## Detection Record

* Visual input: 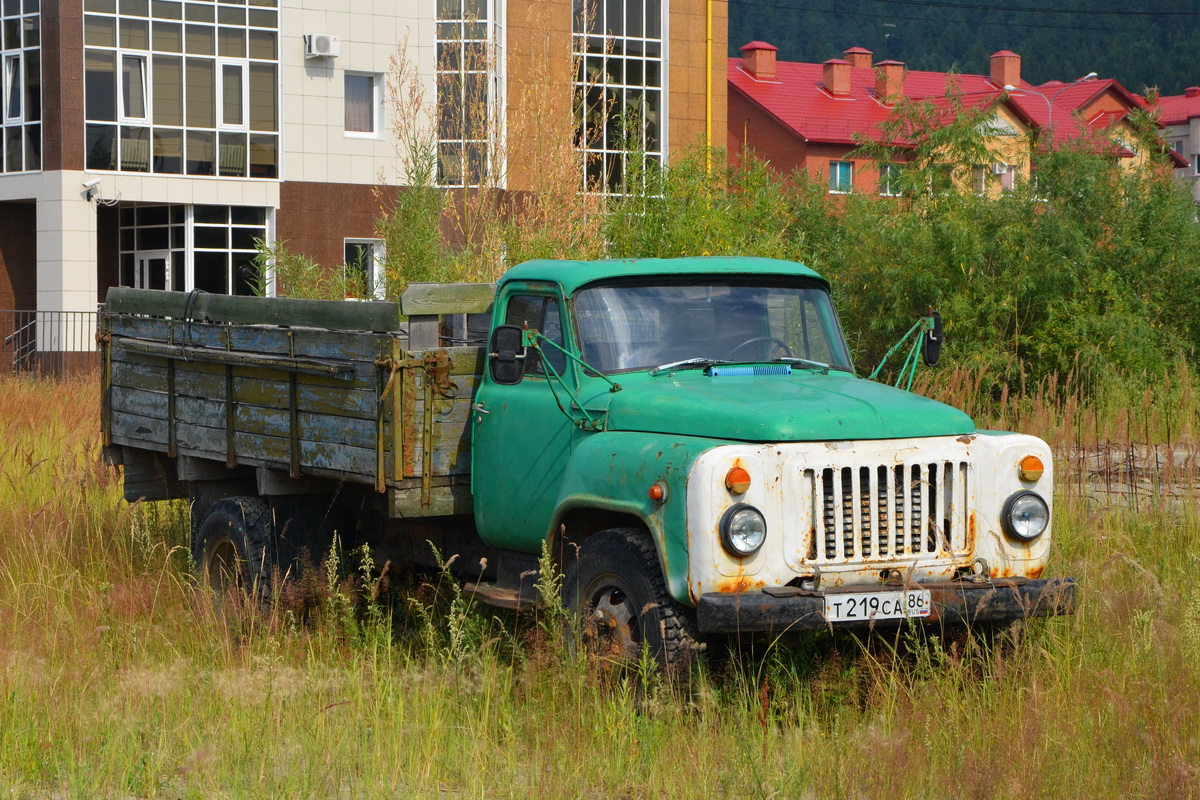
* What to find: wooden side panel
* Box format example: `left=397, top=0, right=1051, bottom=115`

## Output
left=105, top=309, right=483, bottom=514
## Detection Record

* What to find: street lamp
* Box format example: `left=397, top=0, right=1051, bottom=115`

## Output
left=1003, top=72, right=1098, bottom=134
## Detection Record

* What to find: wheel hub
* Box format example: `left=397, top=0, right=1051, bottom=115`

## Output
left=588, top=586, right=639, bottom=659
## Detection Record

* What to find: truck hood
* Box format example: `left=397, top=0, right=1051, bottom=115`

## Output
left=598, top=370, right=975, bottom=442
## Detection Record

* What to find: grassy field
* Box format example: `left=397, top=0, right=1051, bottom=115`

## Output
left=2, top=370, right=1199, bottom=799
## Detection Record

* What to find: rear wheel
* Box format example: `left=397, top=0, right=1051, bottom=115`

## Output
left=192, top=497, right=275, bottom=601
left=562, top=528, right=701, bottom=673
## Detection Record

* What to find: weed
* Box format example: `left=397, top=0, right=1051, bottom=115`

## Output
left=7, top=362, right=1200, bottom=797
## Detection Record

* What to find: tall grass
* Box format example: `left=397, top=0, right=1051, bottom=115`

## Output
left=2, top=371, right=1199, bottom=798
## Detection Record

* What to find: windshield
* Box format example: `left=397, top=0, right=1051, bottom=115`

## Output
left=573, top=278, right=854, bottom=374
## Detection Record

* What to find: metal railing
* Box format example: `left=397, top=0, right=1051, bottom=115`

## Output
left=0, top=310, right=102, bottom=376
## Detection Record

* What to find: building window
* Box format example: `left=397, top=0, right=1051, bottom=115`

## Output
left=344, top=72, right=381, bottom=136
left=996, top=163, right=1016, bottom=192
left=83, top=0, right=278, bottom=178
left=971, top=165, right=987, bottom=194
left=120, top=54, right=147, bottom=121
left=1, top=1, right=40, bottom=173
left=344, top=239, right=385, bottom=299
left=829, top=160, right=852, bottom=193
left=436, top=0, right=503, bottom=188
left=574, top=0, right=664, bottom=195
left=931, top=163, right=953, bottom=193
left=119, top=204, right=268, bottom=295
left=4, top=54, right=20, bottom=120
left=1192, top=156, right=1199, bottom=177
left=218, top=62, right=247, bottom=128
left=878, top=163, right=901, bottom=196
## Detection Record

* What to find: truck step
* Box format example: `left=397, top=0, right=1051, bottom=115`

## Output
left=465, top=581, right=540, bottom=610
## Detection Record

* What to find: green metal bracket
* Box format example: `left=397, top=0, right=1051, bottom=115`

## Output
left=869, top=314, right=937, bottom=392
left=522, top=330, right=620, bottom=431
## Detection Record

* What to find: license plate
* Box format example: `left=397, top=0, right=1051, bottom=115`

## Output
left=823, top=590, right=932, bottom=623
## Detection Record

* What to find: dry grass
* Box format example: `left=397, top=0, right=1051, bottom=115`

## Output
left=1, top=369, right=1199, bottom=798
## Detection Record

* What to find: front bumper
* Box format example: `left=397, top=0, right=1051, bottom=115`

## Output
left=695, top=577, right=1076, bottom=635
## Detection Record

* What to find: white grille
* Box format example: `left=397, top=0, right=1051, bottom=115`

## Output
left=803, top=461, right=971, bottom=564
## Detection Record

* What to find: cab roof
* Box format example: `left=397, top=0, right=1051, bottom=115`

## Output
left=499, top=256, right=829, bottom=295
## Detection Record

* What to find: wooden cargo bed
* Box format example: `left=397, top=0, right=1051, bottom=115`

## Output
left=101, top=287, right=492, bottom=518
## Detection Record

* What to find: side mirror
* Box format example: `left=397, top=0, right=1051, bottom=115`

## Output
left=922, top=311, right=944, bottom=367
left=489, top=324, right=526, bottom=385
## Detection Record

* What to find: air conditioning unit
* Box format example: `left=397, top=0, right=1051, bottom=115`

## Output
left=304, top=34, right=340, bottom=58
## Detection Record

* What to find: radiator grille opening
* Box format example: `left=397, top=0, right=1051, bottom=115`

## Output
left=804, top=460, right=968, bottom=564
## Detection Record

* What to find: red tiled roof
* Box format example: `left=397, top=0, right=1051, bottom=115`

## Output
left=1158, top=89, right=1200, bottom=125
left=740, top=40, right=777, bottom=52
left=729, top=48, right=1143, bottom=153
left=729, top=58, right=1010, bottom=146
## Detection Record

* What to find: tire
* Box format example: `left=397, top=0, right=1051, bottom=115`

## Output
left=562, top=528, right=702, bottom=674
left=192, top=496, right=275, bottom=602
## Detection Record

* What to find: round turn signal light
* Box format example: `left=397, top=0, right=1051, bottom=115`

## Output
left=1019, top=455, right=1045, bottom=482
left=725, top=466, right=751, bottom=494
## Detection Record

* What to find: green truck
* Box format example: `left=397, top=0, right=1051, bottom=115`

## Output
left=101, top=256, right=1074, bottom=666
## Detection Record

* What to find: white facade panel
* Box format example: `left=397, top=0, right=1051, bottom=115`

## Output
left=281, top=0, right=434, bottom=186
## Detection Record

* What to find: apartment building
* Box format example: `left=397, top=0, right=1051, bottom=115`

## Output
left=1158, top=88, right=1200, bottom=202
left=0, top=0, right=727, bottom=363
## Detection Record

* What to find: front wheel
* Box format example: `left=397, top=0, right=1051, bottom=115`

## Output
left=192, top=496, right=275, bottom=601
left=562, top=528, right=701, bottom=673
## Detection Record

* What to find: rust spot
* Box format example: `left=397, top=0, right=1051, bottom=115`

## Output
left=956, top=434, right=976, bottom=444
left=657, top=451, right=662, bottom=458
left=714, top=576, right=755, bottom=593
left=1027, top=564, right=1045, bottom=579
left=967, top=512, right=977, bottom=553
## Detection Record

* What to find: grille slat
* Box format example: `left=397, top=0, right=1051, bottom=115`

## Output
left=805, top=460, right=969, bottom=565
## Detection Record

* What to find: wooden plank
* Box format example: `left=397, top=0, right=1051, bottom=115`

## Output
left=110, top=316, right=392, bottom=362
left=112, top=344, right=379, bottom=386
left=105, top=287, right=403, bottom=332
left=117, top=338, right=355, bottom=376
left=112, top=389, right=383, bottom=452
left=400, top=283, right=496, bottom=316
left=391, top=482, right=474, bottom=517
left=172, top=423, right=382, bottom=479
left=407, top=315, right=439, bottom=348
left=111, top=432, right=380, bottom=490
left=109, top=410, right=471, bottom=489
left=111, top=359, right=169, bottom=393
left=111, top=364, right=381, bottom=421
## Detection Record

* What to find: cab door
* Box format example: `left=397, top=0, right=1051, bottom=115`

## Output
left=471, top=283, right=581, bottom=551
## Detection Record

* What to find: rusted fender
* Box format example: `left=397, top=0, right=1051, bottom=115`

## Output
left=695, top=577, right=1076, bottom=635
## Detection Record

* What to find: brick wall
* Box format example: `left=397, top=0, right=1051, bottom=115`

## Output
left=41, top=0, right=85, bottom=171
left=727, top=90, right=808, bottom=174
left=0, top=202, right=36, bottom=310
left=668, top=0, right=729, bottom=158
left=276, top=182, right=400, bottom=272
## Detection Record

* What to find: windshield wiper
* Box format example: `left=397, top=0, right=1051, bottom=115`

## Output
left=775, top=356, right=830, bottom=374
left=649, top=357, right=730, bottom=376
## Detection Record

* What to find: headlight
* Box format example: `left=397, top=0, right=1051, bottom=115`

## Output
left=720, top=503, right=767, bottom=557
left=1001, top=491, right=1050, bottom=541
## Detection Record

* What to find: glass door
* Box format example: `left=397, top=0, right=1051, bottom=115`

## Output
left=134, top=250, right=170, bottom=290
